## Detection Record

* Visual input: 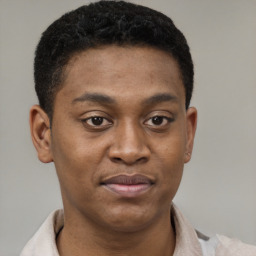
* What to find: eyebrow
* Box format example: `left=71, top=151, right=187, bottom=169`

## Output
left=72, top=93, right=116, bottom=104
left=142, top=93, right=178, bottom=105
left=72, top=92, right=177, bottom=106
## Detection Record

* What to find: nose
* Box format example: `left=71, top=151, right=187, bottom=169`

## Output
left=108, top=121, right=150, bottom=165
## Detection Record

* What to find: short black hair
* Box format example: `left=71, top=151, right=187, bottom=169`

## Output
left=34, top=0, right=194, bottom=119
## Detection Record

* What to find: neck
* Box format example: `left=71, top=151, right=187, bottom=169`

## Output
left=57, top=209, right=175, bottom=256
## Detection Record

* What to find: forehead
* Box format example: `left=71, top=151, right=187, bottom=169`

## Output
left=58, top=46, right=185, bottom=105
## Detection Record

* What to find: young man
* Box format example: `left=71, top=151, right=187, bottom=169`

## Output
left=21, top=1, right=256, bottom=255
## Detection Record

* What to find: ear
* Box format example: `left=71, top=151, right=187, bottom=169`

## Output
left=29, top=105, right=53, bottom=163
left=184, top=107, right=197, bottom=163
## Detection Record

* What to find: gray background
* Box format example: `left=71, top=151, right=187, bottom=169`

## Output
left=1, top=0, right=255, bottom=255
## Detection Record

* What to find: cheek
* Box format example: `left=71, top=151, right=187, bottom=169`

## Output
left=50, top=125, right=113, bottom=199
left=52, top=138, right=99, bottom=211
left=160, top=150, right=184, bottom=191
left=51, top=131, right=92, bottom=190
left=152, top=134, right=185, bottom=197
left=51, top=122, right=103, bottom=167
left=153, top=130, right=186, bottom=168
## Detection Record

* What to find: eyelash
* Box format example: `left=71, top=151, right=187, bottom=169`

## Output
left=144, top=116, right=174, bottom=127
left=81, top=115, right=174, bottom=131
left=82, top=116, right=112, bottom=129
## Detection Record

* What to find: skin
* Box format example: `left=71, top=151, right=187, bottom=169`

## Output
left=30, top=46, right=197, bottom=256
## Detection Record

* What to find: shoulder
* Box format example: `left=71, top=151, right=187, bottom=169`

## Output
left=198, top=233, right=256, bottom=256
left=20, top=209, right=63, bottom=256
left=215, top=234, right=256, bottom=256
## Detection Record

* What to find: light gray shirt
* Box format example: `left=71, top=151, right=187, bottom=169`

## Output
left=21, top=205, right=256, bottom=256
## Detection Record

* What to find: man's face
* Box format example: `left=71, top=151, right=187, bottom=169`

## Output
left=36, top=46, right=196, bottom=232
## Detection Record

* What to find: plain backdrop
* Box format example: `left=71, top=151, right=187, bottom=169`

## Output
left=0, top=0, right=255, bottom=255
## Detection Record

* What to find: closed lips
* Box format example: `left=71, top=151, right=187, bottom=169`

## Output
left=101, top=174, right=154, bottom=185
left=101, top=174, right=154, bottom=197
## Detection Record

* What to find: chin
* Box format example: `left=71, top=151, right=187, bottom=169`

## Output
left=100, top=205, right=158, bottom=233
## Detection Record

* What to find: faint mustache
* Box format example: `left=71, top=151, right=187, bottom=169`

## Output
left=101, top=174, right=154, bottom=185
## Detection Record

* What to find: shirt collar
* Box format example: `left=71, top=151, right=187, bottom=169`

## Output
left=171, top=204, right=203, bottom=256
left=21, top=205, right=203, bottom=256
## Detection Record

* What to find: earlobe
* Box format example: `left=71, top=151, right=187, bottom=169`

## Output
left=184, top=107, right=197, bottom=163
left=29, top=105, right=53, bottom=163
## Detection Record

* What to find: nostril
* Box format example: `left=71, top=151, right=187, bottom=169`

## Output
left=112, top=157, right=122, bottom=163
left=136, top=156, right=148, bottom=164
left=111, top=156, right=149, bottom=165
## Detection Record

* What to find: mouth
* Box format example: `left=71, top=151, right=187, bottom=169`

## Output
left=101, top=174, right=154, bottom=198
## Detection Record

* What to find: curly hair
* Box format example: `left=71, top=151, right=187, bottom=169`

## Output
left=34, top=0, right=194, bottom=119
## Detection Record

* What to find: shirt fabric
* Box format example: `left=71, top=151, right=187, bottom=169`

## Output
left=20, top=205, right=256, bottom=256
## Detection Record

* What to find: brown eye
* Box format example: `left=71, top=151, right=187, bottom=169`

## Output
left=144, top=115, right=174, bottom=129
left=91, top=117, right=103, bottom=126
left=82, top=116, right=112, bottom=129
left=152, top=116, right=164, bottom=125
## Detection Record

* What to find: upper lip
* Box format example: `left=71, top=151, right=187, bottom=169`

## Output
left=101, top=174, right=154, bottom=185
